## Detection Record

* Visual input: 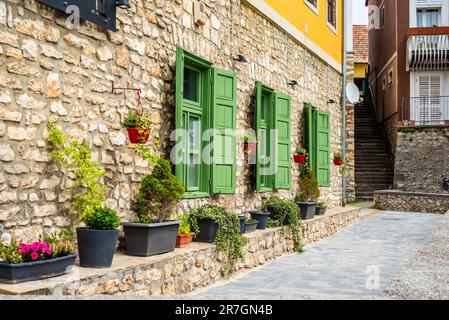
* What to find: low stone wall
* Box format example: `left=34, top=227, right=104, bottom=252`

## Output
left=374, top=190, right=449, bottom=214
left=0, top=207, right=369, bottom=296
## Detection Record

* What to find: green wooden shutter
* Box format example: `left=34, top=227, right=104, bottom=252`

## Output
left=255, top=82, right=263, bottom=192
left=210, top=67, right=237, bottom=194
left=304, top=103, right=316, bottom=172
left=175, top=47, right=185, bottom=184
left=316, top=111, right=331, bottom=187
left=273, top=93, right=291, bottom=189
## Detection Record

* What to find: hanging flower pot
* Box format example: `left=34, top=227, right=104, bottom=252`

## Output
left=333, top=151, right=344, bottom=166
left=244, top=142, right=257, bottom=155
left=127, top=128, right=150, bottom=144
left=294, top=148, right=307, bottom=164
left=122, top=111, right=152, bottom=144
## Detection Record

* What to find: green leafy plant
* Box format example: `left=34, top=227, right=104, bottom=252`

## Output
left=0, top=242, right=23, bottom=264
left=245, top=218, right=258, bottom=224
left=135, top=158, right=185, bottom=224
left=121, top=111, right=152, bottom=129
left=296, top=147, right=306, bottom=155
left=43, top=229, right=76, bottom=257
left=296, top=168, right=320, bottom=202
left=177, top=214, right=192, bottom=236
left=187, top=205, right=248, bottom=275
left=261, top=197, right=303, bottom=252
left=47, top=125, right=107, bottom=223
left=83, top=207, right=120, bottom=230
left=316, top=202, right=327, bottom=209
left=339, top=164, right=348, bottom=176
left=333, top=151, right=343, bottom=161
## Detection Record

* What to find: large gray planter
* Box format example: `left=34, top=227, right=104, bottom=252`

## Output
left=0, top=254, right=77, bottom=284
left=122, top=221, right=180, bottom=257
left=76, top=228, right=119, bottom=268
left=297, top=202, right=317, bottom=220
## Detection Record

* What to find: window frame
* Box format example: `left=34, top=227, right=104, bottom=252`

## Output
left=326, top=0, right=338, bottom=34
left=417, top=8, right=442, bottom=27
left=304, top=0, right=319, bottom=16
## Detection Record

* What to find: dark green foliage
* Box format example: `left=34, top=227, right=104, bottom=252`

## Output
left=135, top=158, right=185, bottom=223
left=296, top=168, right=320, bottom=202
left=187, top=205, right=248, bottom=276
left=121, top=111, right=151, bottom=129
left=261, top=197, right=303, bottom=252
left=84, top=207, right=120, bottom=230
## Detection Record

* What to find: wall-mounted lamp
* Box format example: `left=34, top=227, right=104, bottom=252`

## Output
left=327, top=99, right=336, bottom=104
left=288, top=80, right=299, bottom=86
left=233, top=55, right=248, bottom=63
left=116, top=0, right=131, bottom=9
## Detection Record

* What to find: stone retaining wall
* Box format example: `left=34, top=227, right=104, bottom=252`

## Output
left=0, top=207, right=368, bottom=296
left=374, top=190, right=449, bottom=214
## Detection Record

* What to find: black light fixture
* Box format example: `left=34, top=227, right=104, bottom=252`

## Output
left=288, top=80, right=299, bottom=86
left=233, top=54, right=248, bottom=63
left=116, top=0, right=130, bottom=9
left=327, top=99, right=336, bottom=104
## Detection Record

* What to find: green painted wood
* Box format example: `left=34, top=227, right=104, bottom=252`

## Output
left=273, top=93, right=291, bottom=189
left=316, top=111, right=331, bottom=187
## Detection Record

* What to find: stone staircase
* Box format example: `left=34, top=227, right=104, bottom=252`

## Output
left=355, top=99, right=394, bottom=200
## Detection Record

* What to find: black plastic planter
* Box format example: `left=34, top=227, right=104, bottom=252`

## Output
left=316, top=207, right=327, bottom=216
left=0, top=254, right=77, bottom=284
left=194, top=219, right=219, bottom=243
left=122, top=221, right=180, bottom=257
left=298, top=202, right=317, bottom=220
left=76, top=228, right=119, bottom=268
left=238, top=216, right=246, bottom=234
left=249, top=211, right=270, bottom=230
left=244, top=222, right=258, bottom=233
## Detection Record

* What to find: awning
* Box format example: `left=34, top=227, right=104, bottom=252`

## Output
left=407, top=35, right=449, bottom=71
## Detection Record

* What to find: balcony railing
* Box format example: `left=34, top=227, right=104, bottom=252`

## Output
left=401, top=96, right=449, bottom=126
left=407, top=33, right=449, bottom=71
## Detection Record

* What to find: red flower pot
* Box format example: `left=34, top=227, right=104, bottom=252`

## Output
left=244, top=143, right=257, bottom=155
left=127, top=128, right=150, bottom=144
left=176, top=233, right=195, bottom=248
left=293, top=155, right=306, bottom=164
left=333, top=159, right=343, bottom=166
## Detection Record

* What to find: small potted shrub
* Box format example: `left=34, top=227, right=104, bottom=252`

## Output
left=0, top=230, right=76, bottom=284
left=48, top=125, right=120, bottom=268
left=333, top=151, right=344, bottom=166
left=315, top=202, right=327, bottom=216
left=248, top=211, right=271, bottom=230
left=293, top=147, right=307, bottom=164
left=123, top=158, right=184, bottom=256
left=176, top=214, right=195, bottom=248
left=244, top=218, right=259, bottom=233
left=121, top=111, right=151, bottom=144
left=295, top=168, right=320, bottom=220
left=188, top=205, right=248, bottom=275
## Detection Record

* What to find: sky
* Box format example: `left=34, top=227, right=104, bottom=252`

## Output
left=353, top=0, right=368, bottom=25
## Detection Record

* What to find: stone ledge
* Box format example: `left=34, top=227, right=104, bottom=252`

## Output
left=0, top=206, right=372, bottom=296
left=374, top=190, right=449, bottom=214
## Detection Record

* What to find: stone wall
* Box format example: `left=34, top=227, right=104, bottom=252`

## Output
left=0, top=0, right=343, bottom=243
left=0, top=207, right=368, bottom=296
left=394, top=127, right=449, bottom=193
left=374, top=190, right=449, bottom=214
left=345, top=51, right=355, bottom=201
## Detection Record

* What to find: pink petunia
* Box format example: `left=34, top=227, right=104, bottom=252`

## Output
left=30, top=243, right=40, bottom=252
left=30, top=252, right=39, bottom=261
left=20, top=244, right=30, bottom=253
left=44, top=248, right=52, bottom=256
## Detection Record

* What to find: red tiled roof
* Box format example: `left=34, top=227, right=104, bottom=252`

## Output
left=353, top=25, right=368, bottom=63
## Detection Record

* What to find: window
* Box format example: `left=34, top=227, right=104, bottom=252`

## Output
left=304, top=0, right=319, bottom=14
left=417, top=8, right=441, bottom=27
left=255, top=82, right=292, bottom=192
left=327, top=0, right=337, bottom=30
left=304, top=104, right=330, bottom=187
left=175, top=47, right=237, bottom=197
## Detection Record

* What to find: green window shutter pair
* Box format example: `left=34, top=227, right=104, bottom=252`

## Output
left=175, top=47, right=236, bottom=196
left=304, top=103, right=331, bottom=187
left=255, top=82, right=292, bottom=192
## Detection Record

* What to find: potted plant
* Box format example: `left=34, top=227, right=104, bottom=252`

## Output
left=315, top=202, right=327, bottom=216
left=244, top=218, right=259, bottom=233
left=333, top=151, right=344, bottom=166
left=248, top=211, right=271, bottom=230
left=176, top=214, right=195, bottom=248
left=121, top=111, right=151, bottom=144
left=0, top=230, right=77, bottom=284
left=187, top=205, right=248, bottom=275
left=123, top=158, right=184, bottom=256
left=293, top=147, right=307, bottom=164
left=238, top=215, right=247, bottom=234
left=295, top=168, right=320, bottom=220
left=47, top=125, right=120, bottom=268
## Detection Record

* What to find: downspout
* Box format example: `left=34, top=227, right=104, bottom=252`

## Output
left=342, top=0, right=348, bottom=207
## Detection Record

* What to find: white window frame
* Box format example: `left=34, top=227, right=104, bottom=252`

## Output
left=412, top=71, right=445, bottom=124
left=326, top=0, right=338, bottom=34
left=417, top=8, right=442, bottom=27
left=304, top=0, right=319, bottom=16
left=410, top=0, right=449, bottom=27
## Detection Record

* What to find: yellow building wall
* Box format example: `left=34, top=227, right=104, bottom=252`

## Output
left=264, top=0, right=343, bottom=64
left=354, top=63, right=368, bottom=79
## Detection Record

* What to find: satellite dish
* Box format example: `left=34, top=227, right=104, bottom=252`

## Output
left=346, top=83, right=361, bottom=104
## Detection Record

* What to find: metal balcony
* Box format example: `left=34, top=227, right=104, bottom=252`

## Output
left=401, top=96, right=449, bottom=126
left=407, top=30, right=449, bottom=71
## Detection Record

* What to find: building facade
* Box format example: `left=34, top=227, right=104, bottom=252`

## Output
left=0, top=0, right=345, bottom=242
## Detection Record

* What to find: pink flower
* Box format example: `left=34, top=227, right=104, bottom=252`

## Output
left=30, top=252, right=39, bottom=261
left=30, top=243, right=40, bottom=252
left=39, top=242, right=49, bottom=249
left=44, top=249, right=52, bottom=256
left=20, top=244, right=30, bottom=253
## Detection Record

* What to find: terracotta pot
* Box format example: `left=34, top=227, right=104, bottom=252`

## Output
left=127, top=128, right=150, bottom=144
left=333, top=159, right=343, bottom=166
left=176, top=232, right=195, bottom=248
left=293, top=154, right=306, bottom=164
left=244, top=143, right=257, bottom=155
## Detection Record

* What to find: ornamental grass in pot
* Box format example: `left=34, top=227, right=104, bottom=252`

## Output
left=295, top=168, right=320, bottom=221
left=47, top=125, right=120, bottom=268
left=123, top=158, right=185, bottom=257
left=0, top=230, right=77, bottom=284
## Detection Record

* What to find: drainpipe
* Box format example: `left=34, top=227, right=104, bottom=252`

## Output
left=342, top=0, right=348, bottom=207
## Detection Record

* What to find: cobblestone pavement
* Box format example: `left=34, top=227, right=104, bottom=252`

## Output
left=195, top=211, right=442, bottom=299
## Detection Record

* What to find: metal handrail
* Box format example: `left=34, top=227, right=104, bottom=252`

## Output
left=401, top=95, right=449, bottom=126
